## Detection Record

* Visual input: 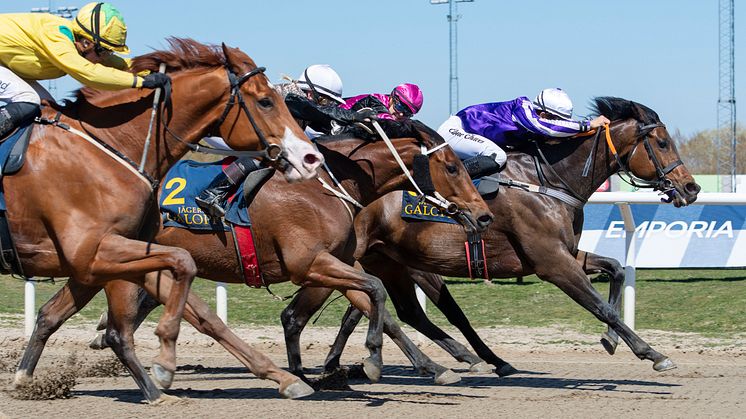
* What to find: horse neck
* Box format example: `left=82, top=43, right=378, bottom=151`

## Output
left=516, top=122, right=633, bottom=200
left=71, top=69, right=224, bottom=180
left=317, top=137, right=417, bottom=206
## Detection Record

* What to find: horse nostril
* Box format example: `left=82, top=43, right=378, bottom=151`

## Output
left=477, top=214, right=493, bottom=226
left=304, top=153, right=321, bottom=166
left=685, top=182, right=701, bottom=195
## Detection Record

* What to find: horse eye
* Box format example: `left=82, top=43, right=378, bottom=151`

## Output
left=657, top=138, right=668, bottom=149
left=447, top=163, right=458, bottom=174
left=257, top=97, right=274, bottom=110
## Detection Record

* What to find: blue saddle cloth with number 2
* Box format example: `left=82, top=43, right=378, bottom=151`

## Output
left=160, top=159, right=251, bottom=230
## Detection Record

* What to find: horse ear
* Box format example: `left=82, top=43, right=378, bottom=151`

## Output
left=221, top=43, right=240, bottom=73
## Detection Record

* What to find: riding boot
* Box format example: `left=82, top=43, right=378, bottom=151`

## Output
left=196, top=157, right=259, bottom=218
left=462, top=154, right=503, bottom=179
left=0, top=102, right=41, bottom=138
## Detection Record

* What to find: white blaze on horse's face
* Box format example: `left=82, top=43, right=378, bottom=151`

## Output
left=279, top=127, right=322, bottom=182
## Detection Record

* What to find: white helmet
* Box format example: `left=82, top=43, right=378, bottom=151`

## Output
left=533, top=88, right=573, bottom=120
left=296, top=64, right=345, bottom=104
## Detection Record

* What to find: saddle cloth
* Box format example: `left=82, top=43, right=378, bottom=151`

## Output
left=400, top=190, right=458, bottom=224
left=160, top=158, right=262, bottom=287
left=160, top=158, right=251, bottom=230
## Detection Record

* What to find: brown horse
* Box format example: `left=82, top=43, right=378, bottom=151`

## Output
left=280, top=97, right=701, bottom=377
left=9, top=38, right=322, bottom=398
left=48, top=119, right=493, bottom=400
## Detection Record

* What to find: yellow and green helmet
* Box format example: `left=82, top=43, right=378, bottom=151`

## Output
left=72, top=2, right=129, bottom=54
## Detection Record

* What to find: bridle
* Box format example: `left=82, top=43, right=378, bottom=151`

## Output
left=162, top=63, right=284, bottom=163
left=599, top=122, right=682, bottom=193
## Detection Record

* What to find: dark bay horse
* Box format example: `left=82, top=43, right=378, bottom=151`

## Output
left=9, top=38, right=322, bottom=399
left=281, top=97, right=701, bottom=377
left=59, top=120, right=492, bottom=400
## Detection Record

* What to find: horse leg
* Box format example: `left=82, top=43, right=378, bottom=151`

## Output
left=138, top=272, right=314, bottom=399
left=304, top=251, right=386, bottom=382
left=91, top=286, right=160, bottom=350
left=89, top=234, right=197, bottom=389
left=321, top=301, right=460, bottom=385
left=396, top=268, right=516, bottom=375
left=536, top=249, right=674, bottom=371
left=14, top=281, right=101, bottom=387
left=280, top=286, right=335, bottom=380
left=576, top=250, right=625, bottom=355
left=101, top=280, right=165, bottom=403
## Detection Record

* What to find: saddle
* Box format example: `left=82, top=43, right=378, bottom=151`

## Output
left=0, top=122, right=35, bottom=275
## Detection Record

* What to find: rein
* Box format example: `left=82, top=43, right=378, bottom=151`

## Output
left=370, top=121, right=458, bottom=215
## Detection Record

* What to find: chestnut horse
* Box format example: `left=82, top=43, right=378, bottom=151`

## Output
left=9, top=38, right=322, bottom=399
left=57, top=120, right=492, bottom=400
left=280, top=97, right=701, bottom=377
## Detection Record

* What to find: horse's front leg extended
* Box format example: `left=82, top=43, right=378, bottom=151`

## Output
left=14, top=281, right=101, bottom=387
left=536, top=248, right=674, bottom=372
left=89, top=234, right=197, bottom=389
left=303, top=252, right=386, bottom=382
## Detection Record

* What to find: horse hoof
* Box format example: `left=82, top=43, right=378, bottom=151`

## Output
left=653, top=358, right=677, bottom=372
left=281, top=380, right=315, bottom=399
left=150, top=393, right=182, bottom=405
left=151, top=363, right=174, bottom=389
left=469, top=361, right=493, bottom=373
left=495, top=363, right=519, bottom=377
left=600, top=332, right=618, bottom=355
left=13, top=371, right=32, bottom=388
left=89, top=333, right=107, bottom=350
left=96, top=312, right=108, bottom=331
left=362, top=357, right=382, bottom=383
left=434, top=369, right=461, bottom=385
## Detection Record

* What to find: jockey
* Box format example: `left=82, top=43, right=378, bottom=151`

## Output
left=0, top=2, right=171, bottom=138
left=196, top=64, right=376, bottom=218
left=437, top=88, right=611, bottom=178
left=341, top=83, right=424, bottom=121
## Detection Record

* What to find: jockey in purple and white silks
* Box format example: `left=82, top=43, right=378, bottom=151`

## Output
left=437, top=88, right=610, bottom=178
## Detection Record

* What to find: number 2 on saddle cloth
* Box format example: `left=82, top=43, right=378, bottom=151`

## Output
left=160, top=157, right=263, bottom=287
left=400, top=191, right=489, bottom=280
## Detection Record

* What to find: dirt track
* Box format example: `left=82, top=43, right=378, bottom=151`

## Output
left=1, top=323, right=745, bottom=418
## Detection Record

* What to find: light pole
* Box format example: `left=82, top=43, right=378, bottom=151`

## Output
left=30, top=3, right=78, bottom=99
left=430, top=0, right=473, bottom=114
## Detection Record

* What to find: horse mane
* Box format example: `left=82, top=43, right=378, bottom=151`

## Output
left=59, top=38, right=232, bottom=108
left=591, top=96, right=660, bottom=125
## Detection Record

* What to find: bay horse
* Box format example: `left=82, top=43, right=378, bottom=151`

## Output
left=9, top=38, right=322, bottom=399
left=281, top=97, right=701, bottom=377
left=47, top=119, right=493, bottom=400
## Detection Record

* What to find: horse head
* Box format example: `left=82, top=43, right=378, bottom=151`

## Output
left=132, top=38, right=322, bottom=182
left=401, top=120, right=494, bottom=232
left=595, top=97, right=700, bottom=207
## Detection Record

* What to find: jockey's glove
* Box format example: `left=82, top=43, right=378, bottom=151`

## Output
left=351, top=109, right=378, bottom=123
left=142, top=73, right=172, bottom=89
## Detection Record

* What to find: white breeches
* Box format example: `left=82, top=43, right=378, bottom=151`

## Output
left=0, top=66, right=47, bottom=105
left=437, top=115, right=507, bottom=167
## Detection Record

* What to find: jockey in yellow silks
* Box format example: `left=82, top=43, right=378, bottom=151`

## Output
left=0, top=2, right=170, bottom=137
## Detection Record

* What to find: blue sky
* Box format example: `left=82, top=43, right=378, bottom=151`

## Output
left=2, top=0, right=743, bottom=136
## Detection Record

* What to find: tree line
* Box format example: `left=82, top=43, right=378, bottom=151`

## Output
left=674, top=126, right=746, bottom=174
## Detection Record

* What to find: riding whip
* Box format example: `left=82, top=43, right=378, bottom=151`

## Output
left=138, top=63, right=167, bottom=172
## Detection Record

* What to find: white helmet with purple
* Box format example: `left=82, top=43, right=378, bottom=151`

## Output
left=533, top=88, right=573, bottom=120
